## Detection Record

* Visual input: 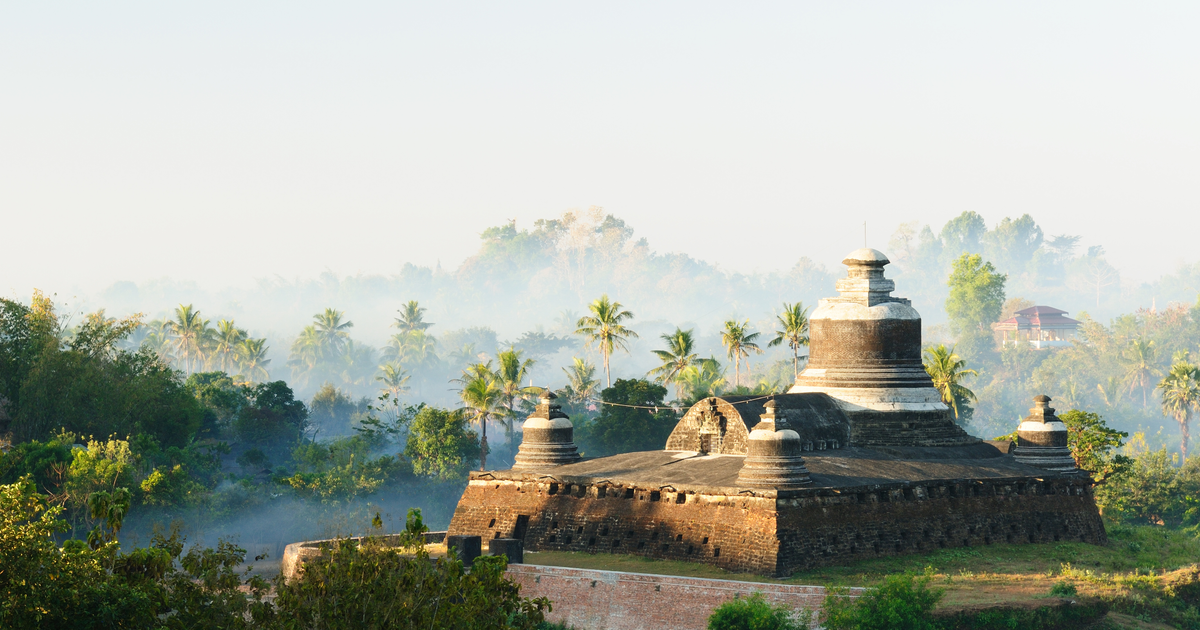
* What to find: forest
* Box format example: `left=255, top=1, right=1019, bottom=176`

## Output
left=2, top=210, right=1200, bottom=628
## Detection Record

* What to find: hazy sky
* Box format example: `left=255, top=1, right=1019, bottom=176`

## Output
left=2, top=2, right=1197, bottom=297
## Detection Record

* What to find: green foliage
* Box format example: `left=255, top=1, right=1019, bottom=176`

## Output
left=186, top=371, right=250, bottom=438
left=233, top=380, right=309, bottom=446
left=271, top=535, right=550, bottom=629
left=945, top=253, right=1006, bottom=358
left=1058, top=409, right=1131, bottom=485
left=576, top=379, right=676, bottom=457
left=309, top=382, right=370, bottom=437
left=708, top=592, right=809, bottom=630
left=405, top=406, right=480, bottom=481
left=281, top=435, right=407, bottom=502
left=1048, top=580, right=1077, bottom=596
left=923, top=344, right=978, bottom=422
left=1096, top=436, right=1200, bottom=527
left=0, top=435, right=73, bottom=494
left=822, top=573, right=944, bottom=630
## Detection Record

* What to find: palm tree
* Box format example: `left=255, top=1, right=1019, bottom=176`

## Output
left=767, top=302, right=810, bottom=378
left=234, top=338, right=271, bottom=383
left=561, top=357, right=599, bottom=407
left=648, top=328, right=699, bottom=401
left=1123, top=338, right=1162, bottom=409
left=575, top=295, right=638, bottom=387
left=333, top=340, right=377, bottom=390
left=922, top=344, right=979, bottom=421
left=375, top=362, right=411, bottom=422
left=1158, top=361, right=1200, bottom=460
left=394, top=300, right=433, bottom=334
left=288, top=325, right=325, bottom=389
left=459, top=373, right=502, bottom=471
left=495, top=348, right=537, bottom=453
left=313, top=308, right=353, bottom=354
left=169, top=304, right=210, bottom=375
left=720, top=320, right=762, bottom=388
left=678, top=358, right=727, bottom=401
left=212, top=319, right=247, bottom=373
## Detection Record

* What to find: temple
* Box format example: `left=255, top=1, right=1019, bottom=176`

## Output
left=446, top=249, right=1105, bottom=577
left=994, top=305, right=1081, bottom=348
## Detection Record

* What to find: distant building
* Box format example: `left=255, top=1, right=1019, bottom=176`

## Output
left=995, top=306, right=1081, bottom=348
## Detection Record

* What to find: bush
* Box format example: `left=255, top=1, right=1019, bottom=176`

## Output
left=708, top=592, right=809, bottom=630
left=404, top=406, right=480, bottom=481
left=1049, top=581, right=1078, bottom=597
left=822, top=573, right=944, bottom=630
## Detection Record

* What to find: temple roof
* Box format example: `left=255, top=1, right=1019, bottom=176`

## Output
left=484, top=442, right=1054, bottom=496
left=995, top=305, right=1081, bottom=331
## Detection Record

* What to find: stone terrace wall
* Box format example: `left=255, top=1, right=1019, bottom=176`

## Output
left=448, top=475, right=1106, bottom=577
left=774, top=476, right=1106, bottom=575
left=505, top=564, right=858, bottom=630
left=449, top=478, right=783, bottom=575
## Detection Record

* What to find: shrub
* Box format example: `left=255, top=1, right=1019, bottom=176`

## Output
left=822, top=573, right=944, bottom=630
left=1049, top=581, right=1078, bottom=597
left=708, top=592, right=809, bottom=630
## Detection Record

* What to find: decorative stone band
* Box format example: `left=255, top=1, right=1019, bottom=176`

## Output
left=788, top=384, right=949, bottom=413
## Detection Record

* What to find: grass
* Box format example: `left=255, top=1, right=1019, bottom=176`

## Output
left=527, top=524, right=1200, bottom=629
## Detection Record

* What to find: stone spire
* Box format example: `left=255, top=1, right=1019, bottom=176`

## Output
left=736, top=398, right=812, bottom=489
left=829, top=248, right=909, bottom=307
left=512, top=391, right=582, bottom=470
left=1012, top=395, right=1077, bottom=474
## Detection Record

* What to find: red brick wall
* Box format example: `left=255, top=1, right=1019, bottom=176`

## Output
left=505, top=564, right=859, bottom=630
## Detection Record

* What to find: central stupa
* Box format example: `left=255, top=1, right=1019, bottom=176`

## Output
left=789, top=248, right=974, bottom=447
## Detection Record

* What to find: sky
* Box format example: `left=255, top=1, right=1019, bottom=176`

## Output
left=2, top=2, right=1198, bottom=297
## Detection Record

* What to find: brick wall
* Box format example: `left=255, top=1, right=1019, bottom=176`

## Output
left=505, top=564, right=859, bottom=630
left=448, top=476, right=1106, bottom=577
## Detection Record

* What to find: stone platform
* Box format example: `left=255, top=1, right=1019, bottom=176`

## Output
left=447, top=443, right=1106, bottom=577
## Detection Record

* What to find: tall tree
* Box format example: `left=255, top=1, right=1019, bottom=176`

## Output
left=648, top=328, right=699, bottom=401
left=922, top=344, right=978, bottom=422
left=945, top=254, right=1006, bottom=359
left=313, top=308, right=353, bottom=354
left=394, top=300, right=433, bottom=334
left=169, top=304, right=210, bottom=376
left=678, top=358, right=727, bottom=401
left=575, top=295, right=638, bottom=387
left=1157, top=360, right=1200, bottom=459
left=234, top=338, right=271, bottom=383
left=212, top=319, right=246, bottom=373
left=720, top=320, right=762, bottom=388
left=767, top=302, right=810, bottom=378
left=561, top=357, right=599, bottom=409
left=1123, top=338, right=1162, bottom=409
left=494, top=347, right=537, bottom=453
left=459, top=373, right=502, bottom=470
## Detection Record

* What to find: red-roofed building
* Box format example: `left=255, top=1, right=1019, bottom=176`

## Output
left=995, top=306, right=1081, bottom=349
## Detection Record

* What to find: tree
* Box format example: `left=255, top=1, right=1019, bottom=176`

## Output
left=459, top=373, right=502, bottom=470
left=1158, top=360, right=1200, bottom=459
left=393, top=300, right=433, bottom=334
left=233, top=381, right=309, bottom=447
left=233, top=338, right=271, bottom=383
left=170, top=304, right=211, bottom=375
left=1059, top=409, right=1131, bottom=485
left=313, top=308, right=353, bottom=354
left=211, top=319, right=246, bottom=374
left=375, top=363, right=411, bottom=400
left=576, top=379, right=675, bottom=457
left=922, top=344, right=978, bottom=422
left=945, top=254, right=1006, bottom=337
left=648, top=328, right=699, bottom=401
left=721, top=320, right=762, bottom=388
left=575, top=295, right=638, bottom=387
left=494, top=348, right=536, bottom=456
left=945, top=254, right=1006, bottom=359
left=560, top=357, right=599, bottom=417
left=678, top=358, right=727, bottom=402
left=1124, top=338, right=1162, bottom=410
left=404, top=407, right=481, bottom=481
left=768, top=302, right=810, bottom=378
